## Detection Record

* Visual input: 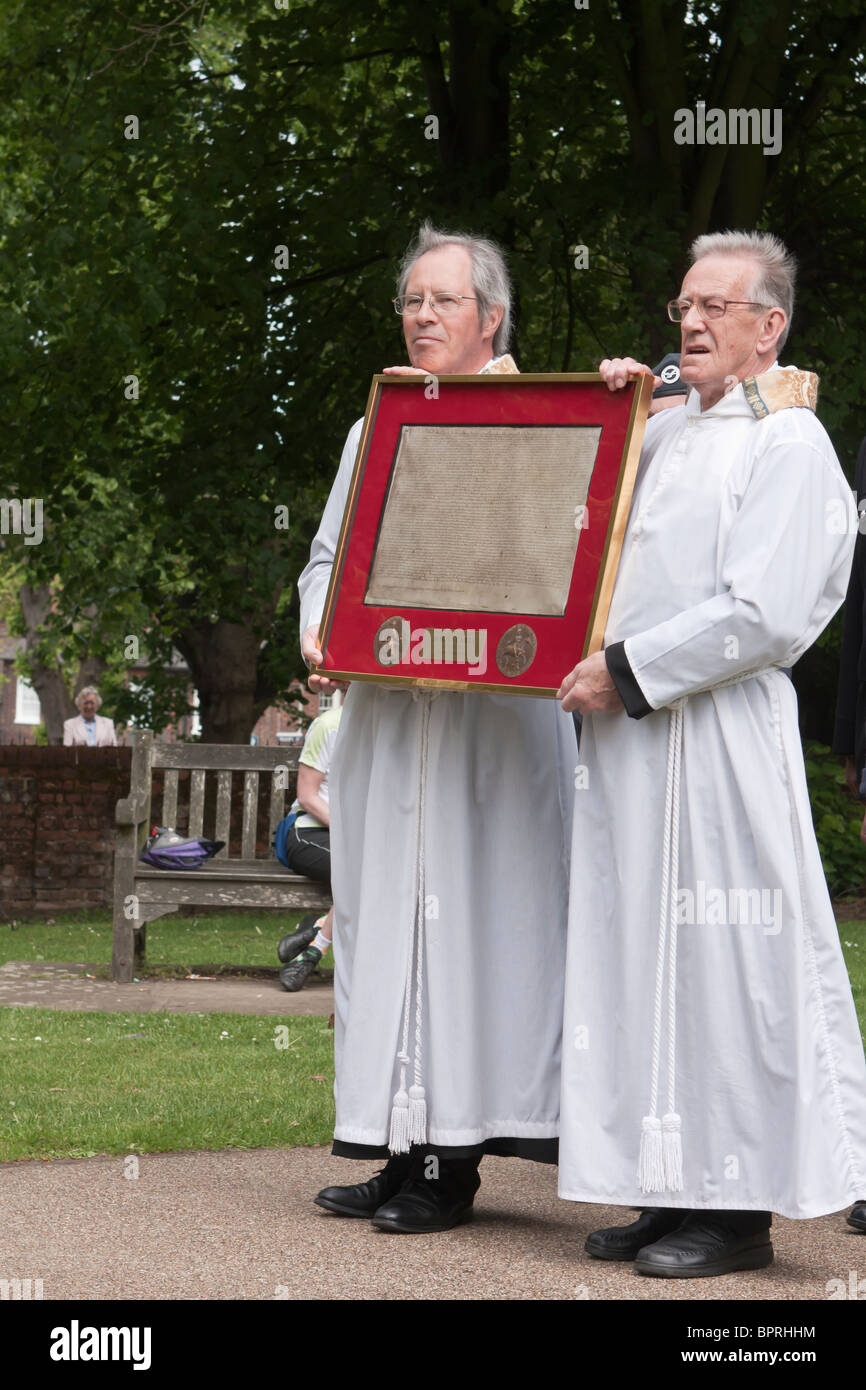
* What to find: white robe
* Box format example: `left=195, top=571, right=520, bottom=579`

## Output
left=298, top=371, right=576, bottom=1151
left=558, top=376, right=866, bottom=1217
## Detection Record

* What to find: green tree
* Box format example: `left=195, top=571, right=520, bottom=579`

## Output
left=1, top=0, right=862, bottom=741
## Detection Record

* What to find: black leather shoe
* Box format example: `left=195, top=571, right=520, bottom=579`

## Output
left=847, top=1201, right=866, bottom=1232
left=634, top=1214, right=773, bottom=1278
left=371, top=1155, right=481, bottom=1234
left=584, top=1207, right=690, bottom=1261
left=279, top=947, right=321, bottom=992
left=277, top=914, right=319, bottom=964
left=314, top=1155, right=412, bottom=1218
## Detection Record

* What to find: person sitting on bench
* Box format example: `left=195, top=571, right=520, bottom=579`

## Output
left=277, top=703, right=342, bottom=991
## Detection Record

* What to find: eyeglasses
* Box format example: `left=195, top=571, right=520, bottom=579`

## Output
left=666, top=297, right=770, bottom=322
left=393, top=292, right=478, bottom=315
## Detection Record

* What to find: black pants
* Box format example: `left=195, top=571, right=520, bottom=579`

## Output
left=332, top=1136, right=558, bottom=1164
left=285, top=823, right=331, bottom=889
left=643, top=1207, right=771, bottom=1233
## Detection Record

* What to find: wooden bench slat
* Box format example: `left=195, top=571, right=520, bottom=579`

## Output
left=162, top=769, right=179, bottom=828
left=136, top=860, right=318, bottom=882
left=268, top=773, right=286, bottom=847
left=134, top=879, right=331, bottom=910
left=215, top=770, right=232, bottom=855
left=152, top=744, right=301, bottom=772
left=188, top=769, right=206, bottom=837
left=241, top=771, right=259, bottom=859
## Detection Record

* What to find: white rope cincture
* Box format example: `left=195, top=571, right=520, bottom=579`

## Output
left=388, top=689, right=432, bottom=1152
left=637, top=665, right=779, bottom=1194
left=662, top=697, right=684, bottom=1191
left=638, top=697, right=684, bottom=1193
left=408, top=692, right=431, bottom=1143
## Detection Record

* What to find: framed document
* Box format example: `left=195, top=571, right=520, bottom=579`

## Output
left=314, top=372, right=652, bottom=696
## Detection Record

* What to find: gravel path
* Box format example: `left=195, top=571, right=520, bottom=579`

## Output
left=1, top=1146, right=862, bottom=1301
left=0, top=961, right=333, bottom=1016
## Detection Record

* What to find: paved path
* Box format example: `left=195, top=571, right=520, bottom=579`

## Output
left=1, top=1146, right=862, bottom=1301
left=0, top=961, right=333, bottom=1017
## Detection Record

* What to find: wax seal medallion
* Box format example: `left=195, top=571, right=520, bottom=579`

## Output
left=496, top=624, right=537, bottom=678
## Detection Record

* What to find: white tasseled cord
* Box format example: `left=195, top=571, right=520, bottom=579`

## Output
left=388, top=690, right=431, bottom=1153
left=638, top=698, right=682, bottom=1192
left=661, top=698, right=684, bottom=1190
left=388, top=918, right=414, bottom=1153
left=408, top=692, right=431, bottom=1143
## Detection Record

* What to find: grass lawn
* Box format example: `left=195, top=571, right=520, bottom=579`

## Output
left=837, top=920, right=865, bottom=1042
left=0, top=1008, right=335, bottom=1161
left=0, top=910, right=336, bottom=1161
left=0, top=908, right=321, bottom=974
left=0, top=912, right=862, bottom=1163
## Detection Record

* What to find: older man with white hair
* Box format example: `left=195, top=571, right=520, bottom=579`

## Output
left=298, top=222, right=575, bottom=1233
left=63, top=687, right=117, bottom=746
left=557, top=230, right=866, bottom=1277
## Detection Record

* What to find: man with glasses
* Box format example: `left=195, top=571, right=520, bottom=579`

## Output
left=297, top=222, right=575, bottom=1233
left=556, top=230, right=866, bottom=1277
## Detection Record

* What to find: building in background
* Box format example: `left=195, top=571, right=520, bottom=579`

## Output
left=0, top=620, right=324, bottom=745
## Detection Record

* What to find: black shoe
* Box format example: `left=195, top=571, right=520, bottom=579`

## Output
left=279, top=946, right=321, bottom=992
left=584, top=1207, right=690, bottom=1262
left=371, top=1155, right=481, bottom=1234
left=277, top=914, right=319, bottom=964
left=314, top=1155, right=412, bottom=1219
left=847, top=1201, right=866, bottom=1232
left=634, top=1213, right=773, bottom=1278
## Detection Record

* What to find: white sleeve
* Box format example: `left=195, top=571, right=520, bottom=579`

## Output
left=623, top=424, right=856, bottom=710
left=297, top=417, right=365, bottom=643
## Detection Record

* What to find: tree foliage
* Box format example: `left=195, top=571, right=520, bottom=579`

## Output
left=0, top=0, right=862, bottom=739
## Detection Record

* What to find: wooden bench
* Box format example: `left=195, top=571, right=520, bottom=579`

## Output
left=112, top=730, right=331, bottom=983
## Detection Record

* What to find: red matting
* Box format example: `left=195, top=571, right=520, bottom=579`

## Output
left=316, top=373, right=651, bottom=696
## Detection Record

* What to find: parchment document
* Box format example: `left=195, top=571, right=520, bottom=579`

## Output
left=364, top=424, right=602, bottom=614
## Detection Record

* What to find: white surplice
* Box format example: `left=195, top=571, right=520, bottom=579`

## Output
left=558, top=375, right=866, bottom=1217
left=298, top=360, right=576, bottom=1151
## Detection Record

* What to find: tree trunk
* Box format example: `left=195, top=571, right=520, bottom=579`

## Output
left=413, top=0, right=512, bottom=229
left=174, top=617, right=271, bottom=743
left=18, top=583, right=75, bottom=743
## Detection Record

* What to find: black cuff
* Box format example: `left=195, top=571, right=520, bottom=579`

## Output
left=605, top=641, right=653, bottom=720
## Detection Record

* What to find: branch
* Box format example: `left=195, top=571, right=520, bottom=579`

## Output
left=90, top=0, right=209, bottom=75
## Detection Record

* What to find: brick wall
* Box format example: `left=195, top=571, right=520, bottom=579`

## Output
left=0, top=747, right=132, bottom=915
left=0, top=747, right=301, bottom=917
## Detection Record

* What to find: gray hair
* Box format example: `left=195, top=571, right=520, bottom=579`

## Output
left=397, top=220, right=513, bottom=357
left=689, top=230, right=796, bottom=352
left=75, top=686, right=102, bottom=712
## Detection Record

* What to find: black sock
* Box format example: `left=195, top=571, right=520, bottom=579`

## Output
left=707, top=1209, right=772, bottom=1235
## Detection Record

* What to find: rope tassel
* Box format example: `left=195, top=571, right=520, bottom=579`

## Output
left=662, top=1111, right=683, bottom=1191
left=389, top=1083, right=410, bottom=1154
left=408, top=1084, right=427, bottom=1144
left=638, top=1114, right=665, bottom=1193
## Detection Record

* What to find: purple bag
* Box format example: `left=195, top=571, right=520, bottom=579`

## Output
left=140, top=826, right=225, bottom=870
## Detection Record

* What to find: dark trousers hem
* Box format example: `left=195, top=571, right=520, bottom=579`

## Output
left=331, top=1136, right=559, bottom=1166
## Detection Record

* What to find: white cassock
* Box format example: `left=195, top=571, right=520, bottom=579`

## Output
left=559, top=368, right=866, bottom=1217
left=298, top=357, right=576, bottom=1155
